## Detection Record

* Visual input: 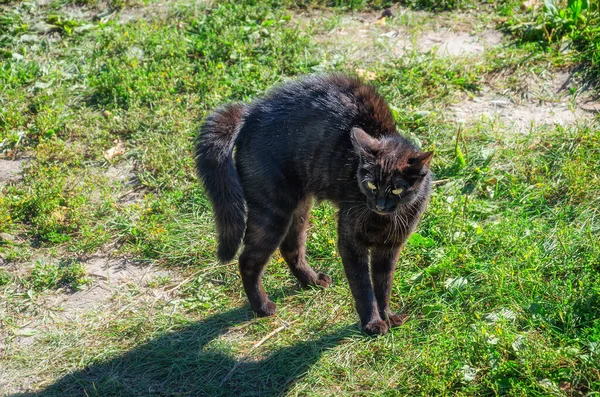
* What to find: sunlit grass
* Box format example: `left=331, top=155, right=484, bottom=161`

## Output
left=0, top=0, right=598, bottom=395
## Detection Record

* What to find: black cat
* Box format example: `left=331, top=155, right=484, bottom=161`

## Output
left=196, top=74, right=433, bottom=335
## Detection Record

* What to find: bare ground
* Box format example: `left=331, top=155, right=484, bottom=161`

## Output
left=1, top=256, right=176, bottom=364
left=452, top=71, right=598, bottom=132
left=300, top=7, right=502, bottom=62
left=104, top=161, right=146, bottom=205
left=299, top=8, right=597, bottom=132
left=55, top=256, right=173, bottom=317
left=0, top=159, right=25, bottom=186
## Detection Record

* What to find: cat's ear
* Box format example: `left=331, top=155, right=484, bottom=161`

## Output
left=406, top=150, right=434, bottom=172
left=351, top=127, right=381, bottom=156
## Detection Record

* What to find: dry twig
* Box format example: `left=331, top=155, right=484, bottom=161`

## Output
left=220, top=319, right=298, bottom=385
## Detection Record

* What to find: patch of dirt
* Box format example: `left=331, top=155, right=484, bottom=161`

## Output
left=54, top=256, right=172, bottom=318
left=104, top=161, right=146, bottom=205
left=452, top=97, right=588, bottom=133
left=60, top=1, right=181, bottom=24
left=1, top=256, right=176, bottom=364
left=105, top=163, right=136, bottom=182
left=117, top=2, right=174, bottom=24
left=451, top=71, right=599, bottom=132
left=417, top=29, right=501, bottom=56
left=580, top=100, right=600, bottom=112
left=60, top=4, right=91, bottom=20
left=0, top=369, right=42, bottom=396
left=15, top=0, right=179, bottom=32
left=301, top=8, right=502, bottom=63
left=300, top=9, right=392, bottom=63
left=0, top=159, right=26, bottom=186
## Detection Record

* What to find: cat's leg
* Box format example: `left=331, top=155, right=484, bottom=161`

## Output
left=280, top=197, right=331, bottom=288
left=371, top=246, right=407, bottom=328
left=338, top=221, right=388, bottom=336
left=239, top=204, right=292, bottom=317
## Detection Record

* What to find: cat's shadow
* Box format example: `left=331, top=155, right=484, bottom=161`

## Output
left=12, top=307, right=357, bottom=397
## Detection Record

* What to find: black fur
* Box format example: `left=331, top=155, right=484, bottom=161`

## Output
left=195, top=103, right=247, bottom=262
left=196, top=74, right=433, bottom=335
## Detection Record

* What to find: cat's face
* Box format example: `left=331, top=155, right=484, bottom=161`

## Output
left=351, top=127, right=433, bottom=215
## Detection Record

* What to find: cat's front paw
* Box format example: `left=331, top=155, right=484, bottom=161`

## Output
left=362, top=319, right=389, bottom=336
left=387, top=313, right=408, bottom=328
left=314, top=272, right=332, bottom=288
left=253, top=300, right=277, bottom=317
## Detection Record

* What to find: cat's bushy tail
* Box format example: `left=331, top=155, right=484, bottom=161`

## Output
left=195, top=103, right=247, bottom=263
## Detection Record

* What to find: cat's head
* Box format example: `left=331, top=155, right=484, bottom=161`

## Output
left=351, top=127, right=433, bottom=215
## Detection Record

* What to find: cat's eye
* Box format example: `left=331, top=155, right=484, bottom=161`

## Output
left=367, top=181, right=377, bottom=190
left=392, top=188, right=403, bottom=195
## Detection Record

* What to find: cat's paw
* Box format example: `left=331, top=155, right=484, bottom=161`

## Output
left=314, top=272, right=332, bottom=288
left=254, top=300, right=277, bottom=317
left=302, top=272, right=332, bottom=288
left=387, top=313, right=408, bottom=328
left=362, top=319, right=389, bottom=336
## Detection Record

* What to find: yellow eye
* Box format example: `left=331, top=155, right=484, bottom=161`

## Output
left=367, top=181, right=377, bottom=190
left=392, top=188, right=403, bottom=195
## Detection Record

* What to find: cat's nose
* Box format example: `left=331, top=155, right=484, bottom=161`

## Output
left=375, top=200, right=386, bottom=211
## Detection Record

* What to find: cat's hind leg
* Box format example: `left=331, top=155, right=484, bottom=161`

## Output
left=239, top=203, right=292, bottom=317
left=280, top=197, right=332, bottom=288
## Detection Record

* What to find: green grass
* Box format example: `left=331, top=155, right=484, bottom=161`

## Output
left=0, top=0, right=599, bottom=395
left=25, top=260, right=90, bottom=292
left=501, top=0, right=600, bottom=80
left=396, top=0, right=519, bottom=12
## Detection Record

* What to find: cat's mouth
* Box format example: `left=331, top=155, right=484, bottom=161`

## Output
left=368, top=204, right=395, bottom=216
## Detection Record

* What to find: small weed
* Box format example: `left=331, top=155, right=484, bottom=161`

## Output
left=0, top=269, right=11, bottom=286
left=46, top=14, right=81, bottom=35
left=502, top=0, right=600, bottom=78
left=26, top=260, right=90, bottom=292
left=398, top=0, right=505, bottom=11
left=147, top=274, right=171, bottom=288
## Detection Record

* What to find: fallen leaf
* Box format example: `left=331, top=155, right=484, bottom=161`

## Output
left=104, top=141, right=126, bottom=161
left=375, top=17, right=386, bottom=26
left=356, top=68, right=377, bottom=81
